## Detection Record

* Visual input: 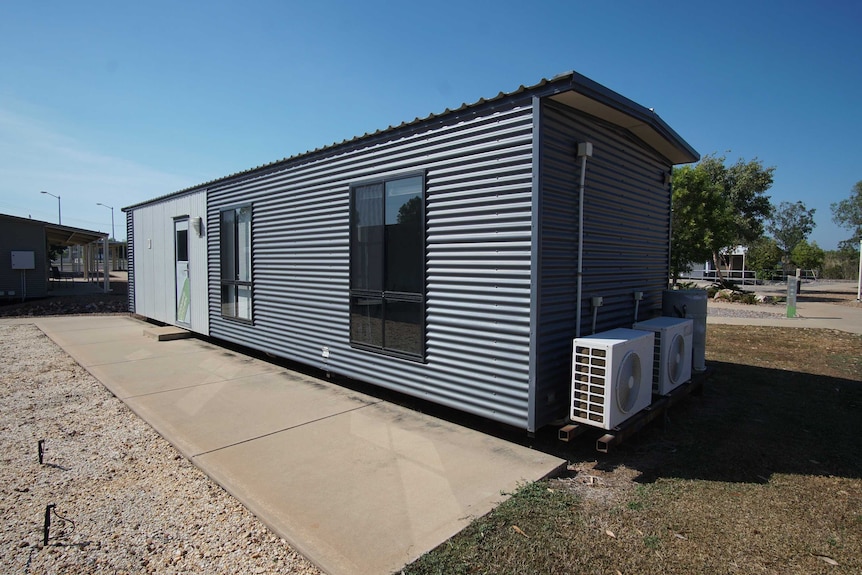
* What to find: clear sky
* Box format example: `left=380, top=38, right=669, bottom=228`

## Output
left=1, top=0, right=860, bottom=248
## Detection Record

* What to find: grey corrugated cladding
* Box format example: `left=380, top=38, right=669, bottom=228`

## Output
left=206, top=97, right=537, bottom=428
left=123, top=71, right=698, bottom=432
left=0, top=215, right=48, bottom=299
left=531, top=98, right=679, bottom=428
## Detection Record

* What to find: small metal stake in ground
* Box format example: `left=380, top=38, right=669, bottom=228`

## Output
left=43, top=503, right=75, bottom=546
left=43, top=504, right=55, bottom=546
left=38, top=439, right=45, bottom=464
left=786, top=275, right=798, bottom=318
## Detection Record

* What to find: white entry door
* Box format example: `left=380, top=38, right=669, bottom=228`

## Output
left=175, top=218, right=191, bottom=325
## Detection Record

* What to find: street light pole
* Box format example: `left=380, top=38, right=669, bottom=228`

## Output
left=40, top=191, right=61, bottom=225
left=96, top=203, right=115, bottom=240
left=96, top=203, right=115, bottom=274
left=40, top=191, right=63, bottom=275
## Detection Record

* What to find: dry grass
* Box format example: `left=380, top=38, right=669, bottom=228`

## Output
left=404, top=326, right=862, bottom=575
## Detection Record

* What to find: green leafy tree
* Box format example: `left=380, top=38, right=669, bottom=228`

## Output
left=791, top=240, right=825, bottom=275
left=47, top=244, right=64, bottom=263
left=766, top=200, right=816, bottom=267
left=831, top=180, right=862, bottom=247
left=671, top=154, right=774, bottom=282
left=670, top=164, right=733, bottom=282
left=822, top=244, right=861, bottom=279
left=700, top=154, right=775, bottom=242
left=745, top=237, right=782, bottom=278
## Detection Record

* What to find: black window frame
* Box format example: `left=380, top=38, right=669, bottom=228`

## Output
left=219, top=204, right=254, bottom=323
left=349, top=171, right=426, bottom=361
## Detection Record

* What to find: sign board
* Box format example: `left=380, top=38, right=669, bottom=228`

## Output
left=786, top=276, right=798, bottom=318
left=11, top=251, right=36, bottom=270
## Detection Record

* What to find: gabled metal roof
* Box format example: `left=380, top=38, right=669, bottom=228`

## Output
left=0, top=213, right=107, bottom=246
left=123, top=71, right=698, bottom=212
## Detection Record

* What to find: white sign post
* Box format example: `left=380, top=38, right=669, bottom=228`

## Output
left=11, top=251, right=36, bottom=302
left=857, top=240, right=861, bottom=302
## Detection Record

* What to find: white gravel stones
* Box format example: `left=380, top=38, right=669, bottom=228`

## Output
left=0, top=323, right=321, bottom=575
left=707, top=305, right=786, bottom=319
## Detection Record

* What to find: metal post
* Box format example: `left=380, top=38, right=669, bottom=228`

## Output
left=41, top=191, right=62, bottom=273
left=41, top=191, right=61, bottom=225
left=857, top=239, right=861, bottom=302
left=103, top=235, right=110, bottom=292
left=97, top=203, right=115, bottom=272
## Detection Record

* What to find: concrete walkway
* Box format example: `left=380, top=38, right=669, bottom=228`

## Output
left=708, top=299, right=862, bottom=334
left=20, top=315, right=565, bottom=575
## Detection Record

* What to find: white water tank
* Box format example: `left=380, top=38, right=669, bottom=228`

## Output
left=662, top=289, right=707, bottom=372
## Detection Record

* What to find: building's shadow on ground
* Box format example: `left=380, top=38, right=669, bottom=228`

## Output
left=571, top=360, right=862, bottom=483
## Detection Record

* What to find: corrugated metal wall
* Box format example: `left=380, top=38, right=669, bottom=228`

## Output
left=206, top=99, right=537, bottom=429
left=0, top=217, right=48, bottom=299
left=532, top=98, right=673, bottom=429
left=131, top=191, right=209, bottom=333
left=126, top=210, right=135, bottom=313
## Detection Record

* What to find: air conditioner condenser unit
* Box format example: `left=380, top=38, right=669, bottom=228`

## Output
left=571, top=328, right=655, bottom=430
left=633, top=316, right=694, bottom=395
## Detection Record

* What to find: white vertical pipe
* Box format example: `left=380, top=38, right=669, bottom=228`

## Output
left=575, top=143, right=592, bottom=338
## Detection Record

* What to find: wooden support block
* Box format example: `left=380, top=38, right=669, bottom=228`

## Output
left=558, top=423, right=585, bottom=442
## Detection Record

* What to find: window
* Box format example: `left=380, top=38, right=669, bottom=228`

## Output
left=220, top=205, right=253, bottom=321
left=350, top=174, right=425, bottom=359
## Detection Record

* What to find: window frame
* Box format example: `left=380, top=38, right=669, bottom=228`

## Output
left=349, top=171, right=427, bottom=361
left=219, top=203, right=254, bottom=323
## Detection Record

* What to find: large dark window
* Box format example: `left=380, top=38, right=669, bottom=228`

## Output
left=220, top=205, right=253, bottom=321
left=350, top=174, right=425, bottom=359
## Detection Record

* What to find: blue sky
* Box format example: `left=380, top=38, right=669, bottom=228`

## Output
left=1, top=0, right=860, bottom=248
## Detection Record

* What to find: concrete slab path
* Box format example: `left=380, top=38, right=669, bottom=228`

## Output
left=24, top=315, right=565, bottom=575
left=708, top=299, right=862, bottom=334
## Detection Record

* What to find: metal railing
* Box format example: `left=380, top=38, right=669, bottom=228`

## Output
left=678, top=269, right=818, bottom=284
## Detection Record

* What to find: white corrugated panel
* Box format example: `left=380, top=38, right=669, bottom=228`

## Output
left=131, top=191, right=208, bottom=334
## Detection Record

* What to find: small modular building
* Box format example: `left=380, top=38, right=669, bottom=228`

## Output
left=123, top=71, right=698, bottom=432
left=0, top=213, right=109, bottom=300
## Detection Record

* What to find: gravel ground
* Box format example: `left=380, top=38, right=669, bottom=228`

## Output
left=706, top=304, right=786, bottom=318
left=0, top=322, right=322, bottom=575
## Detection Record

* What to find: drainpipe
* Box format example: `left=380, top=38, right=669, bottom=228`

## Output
left=575, top=142, right=593, bottom=338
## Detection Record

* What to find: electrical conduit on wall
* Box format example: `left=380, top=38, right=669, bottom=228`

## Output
left=575, top=142, right=593, bottom=338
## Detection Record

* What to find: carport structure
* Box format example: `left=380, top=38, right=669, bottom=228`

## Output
left=0, top=213, right=110, bottom=299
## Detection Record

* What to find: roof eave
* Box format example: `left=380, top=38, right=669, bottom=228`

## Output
left=546, top=71, right=699, bottom=165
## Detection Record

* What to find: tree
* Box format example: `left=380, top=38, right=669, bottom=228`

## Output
left=823, top=244, right=861, bottom=279
left=766, top=201, right=816, bottom=267
left=670, top=164, right=732, bottom=283
left=745, top=236, right=782, bottom=278
left=47, top=244, right=65, bottom=263
left=791, top=240, right=825, bottom=274
left=831, top=180, right=862, bottom=246
left=671, top=154, right=774, bottom=282
left=396, top=196, right=422, bottom=224
left=699, top=154, right=775, bottom=246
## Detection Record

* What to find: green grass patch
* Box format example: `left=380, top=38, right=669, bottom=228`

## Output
left=404, top=327, right=862, bottom=575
